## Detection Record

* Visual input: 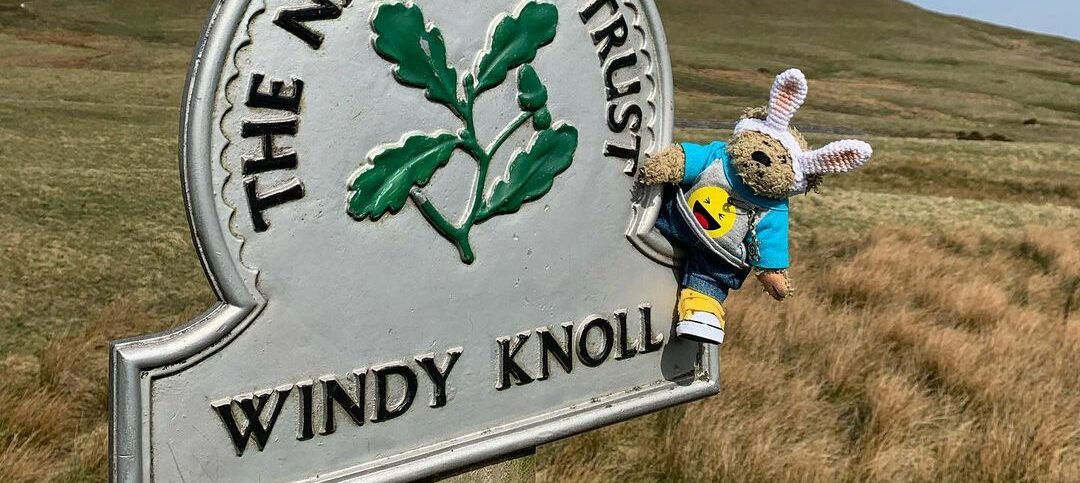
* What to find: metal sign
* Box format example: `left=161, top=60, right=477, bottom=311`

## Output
left=110, top=0, right=716, bottom=481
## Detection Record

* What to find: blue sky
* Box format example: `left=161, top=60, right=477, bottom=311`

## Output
left=907, top=0, right=1079, bottom=41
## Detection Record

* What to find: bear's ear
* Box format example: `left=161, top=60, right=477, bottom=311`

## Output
left=798, top=139, right=873, bottom=175
left=766, top=69, right=808, bottom=131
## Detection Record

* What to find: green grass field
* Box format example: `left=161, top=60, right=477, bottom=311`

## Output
left=1, top=0, right=1077, bottom=480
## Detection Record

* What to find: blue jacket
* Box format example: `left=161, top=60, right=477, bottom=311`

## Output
left=680, top=141, right=790, bottom=270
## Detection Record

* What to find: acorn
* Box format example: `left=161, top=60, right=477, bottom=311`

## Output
left=517, top=65, right=548, bottom=112
left=533, top=107, right=552, bottom=130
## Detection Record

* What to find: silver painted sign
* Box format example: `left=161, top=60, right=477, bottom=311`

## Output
left=110, top=0, right=715, bottom=481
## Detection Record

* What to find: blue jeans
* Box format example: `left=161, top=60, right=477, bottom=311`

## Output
left=654, top=189, right=750, bottom=302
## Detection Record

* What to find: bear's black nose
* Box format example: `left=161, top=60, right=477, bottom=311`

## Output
left=751, top=150, right=772, bottom=167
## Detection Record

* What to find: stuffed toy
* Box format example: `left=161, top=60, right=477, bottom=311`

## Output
left=638, top=68, right=873, bottom=345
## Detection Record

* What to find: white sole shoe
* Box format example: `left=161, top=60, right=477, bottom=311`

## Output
left=675, top=311, right=725, bottom=345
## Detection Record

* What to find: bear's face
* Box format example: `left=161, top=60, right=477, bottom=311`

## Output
left=726, top=130, right=794, bottom=199
left=726, top=126, right=809, bottom=200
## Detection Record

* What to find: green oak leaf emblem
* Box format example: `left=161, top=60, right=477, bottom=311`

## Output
left=347, top=1, right=579, bottom=264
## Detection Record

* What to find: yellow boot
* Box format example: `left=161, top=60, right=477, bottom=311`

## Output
left=675, top=288, right=726, bottom=344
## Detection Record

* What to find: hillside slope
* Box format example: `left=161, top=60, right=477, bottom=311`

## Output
left=663, top=0, right=1080, bottom=142
left=3, top=0, right=1077, bottom=142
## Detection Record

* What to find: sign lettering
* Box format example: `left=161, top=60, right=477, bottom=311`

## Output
left=111, top=2, right=712, bottom=481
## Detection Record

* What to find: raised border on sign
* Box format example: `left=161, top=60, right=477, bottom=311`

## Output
left=108, top=1, right=716, bottom=482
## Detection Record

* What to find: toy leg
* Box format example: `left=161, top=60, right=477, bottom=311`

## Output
left=652, top=186, right=702, bottom=249
left=675, top=250, right=750, bottom=345
left=678, top=287, right=726, bottom=321
left=675, top=288, right=727, bottom=344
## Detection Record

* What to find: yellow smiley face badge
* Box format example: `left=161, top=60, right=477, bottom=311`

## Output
left=686, top=186, right=738, bottom=238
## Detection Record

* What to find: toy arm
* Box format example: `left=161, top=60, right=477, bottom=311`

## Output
left=750, top=210, right=792, bottom=301
left=637, top=144, right=686, bottom=185
left=755, top=269, right=792, bottom=301
left=638, top=142, right=720, bottom=185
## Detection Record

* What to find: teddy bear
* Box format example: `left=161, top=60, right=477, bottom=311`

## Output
left=638, top=68, right=873, bottom=345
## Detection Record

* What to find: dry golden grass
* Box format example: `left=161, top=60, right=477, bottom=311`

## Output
left=0, top=300, right=171, bottom=482
left=539, top=225, right=1080, bottom=482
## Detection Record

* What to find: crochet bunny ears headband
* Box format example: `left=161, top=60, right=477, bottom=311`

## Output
left=733, top=68, right=873, bottom=194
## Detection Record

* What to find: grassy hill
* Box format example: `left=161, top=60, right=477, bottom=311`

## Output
left=1, top=0, right=1077, bottom=480
left=664, top=0, right=1080, bottom=142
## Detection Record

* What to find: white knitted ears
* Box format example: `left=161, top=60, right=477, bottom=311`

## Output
left=766, top=68, right=808, bottom=132
left=733, top=69, right=808, bottom=158
left=734, top=68, right=873, bottom=194
left=798, top=140, right=873, bottom=175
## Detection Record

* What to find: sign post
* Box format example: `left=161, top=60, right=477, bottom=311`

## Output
left=110, top=1, right=718, bottom=481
